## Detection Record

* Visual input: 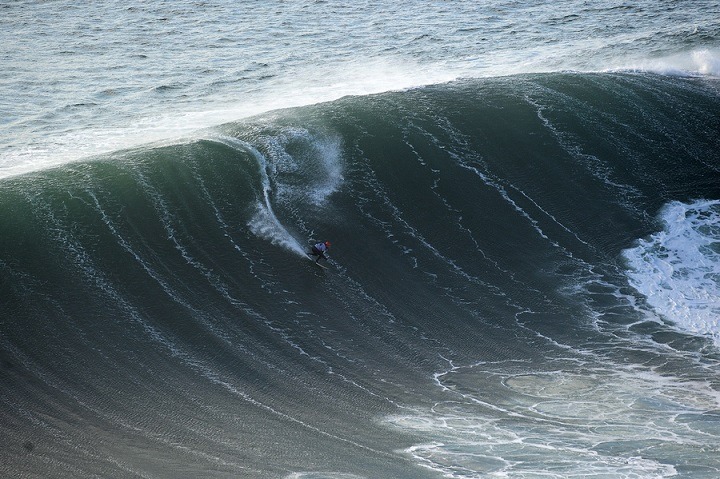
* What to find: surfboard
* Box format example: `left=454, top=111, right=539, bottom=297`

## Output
left=307, top=253, right=328, bottom=269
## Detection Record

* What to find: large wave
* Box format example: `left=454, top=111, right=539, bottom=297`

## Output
left=1, top=72, right=720, bottom=478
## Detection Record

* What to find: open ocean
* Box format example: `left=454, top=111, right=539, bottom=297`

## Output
left=2, top=1, right=720, bottom=478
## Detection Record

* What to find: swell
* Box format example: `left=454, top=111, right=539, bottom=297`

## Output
left=1, top=72, right=719, bottom=477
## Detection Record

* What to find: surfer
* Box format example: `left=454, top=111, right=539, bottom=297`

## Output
left=310, top=241, right=331, bottom=264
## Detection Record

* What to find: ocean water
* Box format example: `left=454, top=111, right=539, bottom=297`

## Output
left=1, top=1, right=720, bottom=478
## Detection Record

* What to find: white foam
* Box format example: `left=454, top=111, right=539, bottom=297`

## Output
left=386, top=362, right=720, bottom=478
left=623, top=199, right=720, bottom=345
left=606, top=48, right=720, bottom=77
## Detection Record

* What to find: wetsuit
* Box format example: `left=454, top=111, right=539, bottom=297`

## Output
left=310, top=242, right=328, bottom=262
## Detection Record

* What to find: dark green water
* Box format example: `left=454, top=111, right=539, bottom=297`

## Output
left=2, top=73, right=720, bottom=478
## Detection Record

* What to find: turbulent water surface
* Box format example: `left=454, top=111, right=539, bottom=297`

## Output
left=2, top=1, right=720, bottom=478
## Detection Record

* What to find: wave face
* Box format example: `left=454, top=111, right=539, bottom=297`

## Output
left=2, top=73, right=720, bottom=478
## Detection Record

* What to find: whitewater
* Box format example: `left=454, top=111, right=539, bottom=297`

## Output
left=2, top=1, right=720, bottom=478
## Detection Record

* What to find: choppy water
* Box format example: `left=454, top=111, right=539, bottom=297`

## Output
left=2, top=1, right=720, bottom=478
left=2, top=0, right=719, bottom=176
